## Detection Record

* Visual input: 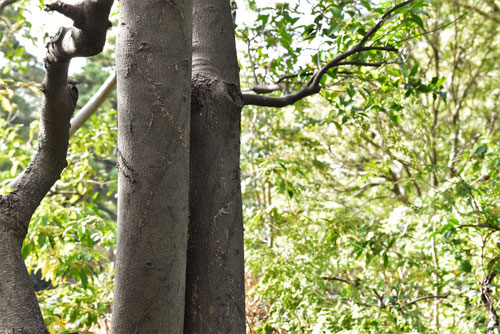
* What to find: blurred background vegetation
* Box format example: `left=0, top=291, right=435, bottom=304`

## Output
left=0, top=0, right=498, bottom=333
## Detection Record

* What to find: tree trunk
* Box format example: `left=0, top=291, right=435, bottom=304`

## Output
left=111, top=1, right=192, bottom=333
left=184, top=0, right=245, bottom=332
left=0, top=226, right=48, bottom=333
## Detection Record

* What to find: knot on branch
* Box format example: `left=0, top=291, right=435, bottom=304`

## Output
left=44, top=0, right=113, bottom=63
left=67, top=76, right=79, bottom=107
left=45, top=26, right=71, bottom=64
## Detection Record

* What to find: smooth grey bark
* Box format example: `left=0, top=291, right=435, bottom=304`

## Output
left=111, top=0, right=192, bottom=333
left=184, top=0, right=245, bottom=332
left=0, top=1, right=113, bottom=332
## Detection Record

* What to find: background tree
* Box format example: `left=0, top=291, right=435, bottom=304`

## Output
left=242, top=0, right=499, bottom=332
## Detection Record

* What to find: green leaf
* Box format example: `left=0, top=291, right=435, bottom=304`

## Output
left=473, top=144, right=487, bottom=156
left=411, top=13, right=424, bottom=30
left=413, top=9, right=430, bottom=17
left=390, top=114, right=401, bottom=125
left=80, top=271, right=89, bottom=289
left=436, top=76, right=445, bottom=87
left=417, top=84, right=432, bottom=93
left=0, top=96, right=13, bottom=113
left=38, top=232, right=46, bottom=247
left=440, top=224, right=454, bottom=233
left=460, top=260, right=472, bottom=273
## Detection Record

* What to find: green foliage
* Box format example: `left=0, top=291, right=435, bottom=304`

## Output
left=241, top=0, right=499, bottom=333
left=1, top=105, right=118, bottom=333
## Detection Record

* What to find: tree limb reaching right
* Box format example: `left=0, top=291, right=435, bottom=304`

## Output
left=242, top=0, right=416, bottom=108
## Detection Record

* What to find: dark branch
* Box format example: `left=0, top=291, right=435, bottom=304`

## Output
left=243, top=84, right=321, bottom=108
left=242, top=0, right=415, bottom=107
left=308, top=46, right=397, bottom=88
left=247, top=59, right=390, bottom=96
left=45, top=1, right=86, bottom=28
left=0, top=0, right=18, bottom=15
left=358, top=0, right=415, bottom=46
left=403, top=292, right=450, bottom=308
left=248, top=84, right=282, bottom=94
left=44, top=0, right=113, bottom=63
left=337, top=61, right=387, bottom=67
left=456, top=223, right=500, bottom=232
left=322, top=275, right=360, bottom=287
left=276, top=71, right=313, bottom=84
left=481, top=253, right=500, bottom=333
left=4, top=0, right=114, bottom=230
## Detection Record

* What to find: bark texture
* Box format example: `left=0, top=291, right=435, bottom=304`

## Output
left=185, top=0, right=245, bottom=332
left=0, top=1, right=113, bottom=332
left=111, top=0, right=192, bottom=333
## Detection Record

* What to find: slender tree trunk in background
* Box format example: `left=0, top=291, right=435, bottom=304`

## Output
left=185, top=0, right=245, bottom=332
left=111, top=0, right=192, bottom=332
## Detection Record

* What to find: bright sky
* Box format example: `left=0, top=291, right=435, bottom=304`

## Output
left=23, top=0, right=102, bottom=73
left=17, top=0, right=312, bottom=75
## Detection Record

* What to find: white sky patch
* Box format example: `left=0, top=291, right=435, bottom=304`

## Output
left=22, top=1, right=88, bottom=73
left=17, top=0, right=313, bottom=76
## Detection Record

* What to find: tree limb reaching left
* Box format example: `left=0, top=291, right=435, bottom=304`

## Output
left=0, top=0, right=19, bottom=15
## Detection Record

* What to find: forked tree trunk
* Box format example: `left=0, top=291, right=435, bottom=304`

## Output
left=111, top=0, right=192, bottom=332
left=185, top=0, right=245, bottom=332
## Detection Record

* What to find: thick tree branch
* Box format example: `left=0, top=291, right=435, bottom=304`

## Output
left=5, top=71, right=116, bottom=189
left=0, top=0, right=18, bottom=15
left=243, top=49, right=397, bottom=107
left=45, top=1, right=86, bottom=28
left=247, top=60, right=391, bottom=95
left=242, top=0, right=415, bottom=107
left=10, top=0, right=114, bottom=221
left=243, top=83, right=321, bottom=107
left=44, top=0, right=113, bottom=63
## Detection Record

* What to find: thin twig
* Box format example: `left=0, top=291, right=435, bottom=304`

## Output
left=403, top=292, right=450, bottom=307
